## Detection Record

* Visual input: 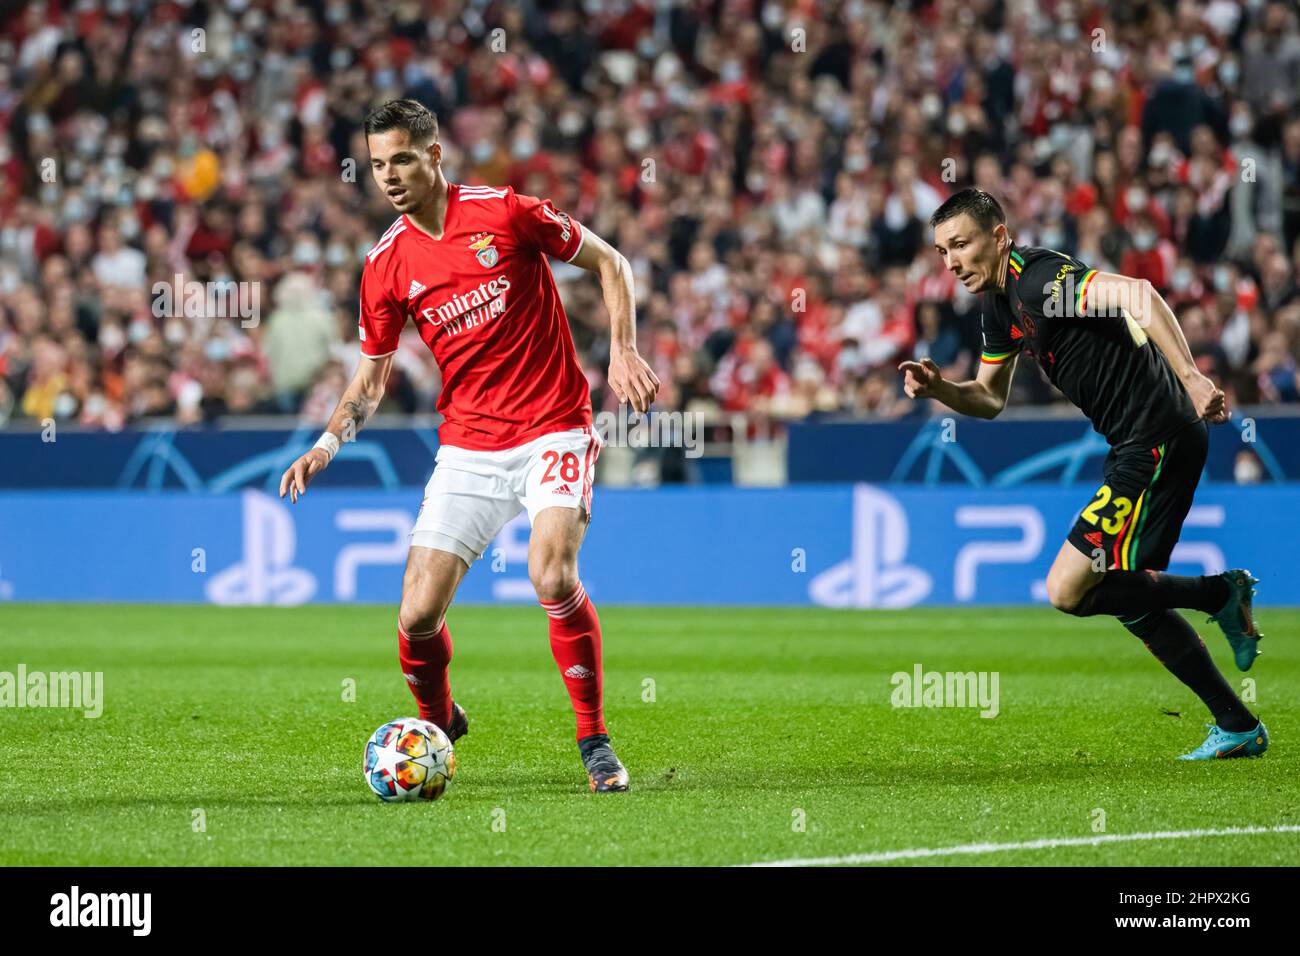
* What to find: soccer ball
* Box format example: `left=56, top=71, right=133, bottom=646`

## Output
left=363, top=717, right=455, bottom=802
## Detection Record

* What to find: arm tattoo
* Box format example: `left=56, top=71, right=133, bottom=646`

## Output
left=344, top=399, right=368, bottom=432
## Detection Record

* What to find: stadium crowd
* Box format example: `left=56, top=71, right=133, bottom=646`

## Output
left=2, top=0, right=1300, bottom=431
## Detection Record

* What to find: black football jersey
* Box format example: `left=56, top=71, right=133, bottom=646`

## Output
left=979, top=244, right=1199, bottom=449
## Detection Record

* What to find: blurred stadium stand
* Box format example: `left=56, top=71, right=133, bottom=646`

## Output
left=2, top=0, right=1300, bottom=486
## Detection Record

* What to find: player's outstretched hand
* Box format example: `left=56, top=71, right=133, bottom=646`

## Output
left=278, top=448, right=330, bottom=504
left=608, top=346, right=661, bottom=414
left=1186, top=372, right=1230, bottom=424
left=898, top=357, right=943, bottom=399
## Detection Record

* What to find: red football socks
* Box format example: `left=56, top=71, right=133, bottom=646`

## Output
left=540, top=582, right=606, bottom=739
left=397, top=621, right=453, bottom=731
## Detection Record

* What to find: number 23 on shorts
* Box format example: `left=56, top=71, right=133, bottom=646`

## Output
left=1080, top=484, right=1133, bottom=535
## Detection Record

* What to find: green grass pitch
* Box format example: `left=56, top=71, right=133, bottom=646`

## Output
left=1, top=604, right=1296, bottom=866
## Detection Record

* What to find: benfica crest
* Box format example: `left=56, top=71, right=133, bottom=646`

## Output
left=468, top=233, right=499, bottom=268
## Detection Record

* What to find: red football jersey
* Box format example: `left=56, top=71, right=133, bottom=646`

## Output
left=358, top=183, right=592, bottom=450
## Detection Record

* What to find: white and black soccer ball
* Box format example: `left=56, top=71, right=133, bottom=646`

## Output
left=363, top=717, right=455, bottom=802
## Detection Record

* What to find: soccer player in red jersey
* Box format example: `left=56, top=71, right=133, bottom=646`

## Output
left=278, top=100, right=659, bottom=791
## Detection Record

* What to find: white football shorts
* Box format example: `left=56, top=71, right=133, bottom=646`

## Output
left=410, top=426, right=602, bottom=566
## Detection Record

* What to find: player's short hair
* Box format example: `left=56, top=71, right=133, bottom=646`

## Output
left=364, top=99, right=438, bottom=147
left=929, top=188, right=1006, bottom=233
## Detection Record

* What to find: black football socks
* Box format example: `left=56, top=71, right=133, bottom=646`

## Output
left=1123, top=609, right=1256, bottom=733
left=1068, top=571, right=1230, bottom=618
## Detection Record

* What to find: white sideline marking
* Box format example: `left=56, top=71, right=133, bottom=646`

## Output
left=743, top=825, right=1300, bottom=867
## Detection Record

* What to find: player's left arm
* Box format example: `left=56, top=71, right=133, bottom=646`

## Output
left=1081, top=272, right=1228, bottom=424
left=569, top=230, right=660, bottom=414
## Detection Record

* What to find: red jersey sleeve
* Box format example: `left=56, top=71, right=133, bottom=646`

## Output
left=509, top=190, right=586, bottom=263
left=358, top=262, right=406, bottom=357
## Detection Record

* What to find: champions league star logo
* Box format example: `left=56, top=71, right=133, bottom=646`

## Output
left=469, top=233, right=499, bottom=268
left=809, top=485, right=931, bottom=609
left=207, top=490, right=316, bottom=605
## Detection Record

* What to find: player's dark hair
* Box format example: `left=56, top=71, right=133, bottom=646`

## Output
left=364, top=99, right=438, bottom=146
left=929, top=188, right=1006, bottom=233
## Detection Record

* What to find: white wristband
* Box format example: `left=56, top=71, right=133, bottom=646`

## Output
left=313, top=432, right=340, bottom=462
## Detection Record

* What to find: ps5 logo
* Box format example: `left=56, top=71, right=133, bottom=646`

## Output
left=809, top=485, right=931, bottom=608
left=207, top=490, right=316, bottom=605
left=953, top=505, right=1044, bottom=601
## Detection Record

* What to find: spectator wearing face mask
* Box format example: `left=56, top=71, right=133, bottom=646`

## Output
left=1234, top=448, right=1266, bottom=484
left=1113, top=177, right=1171, bottom=236
left=1142, top=47, right=1227, bottom=156
left=1167, top=256, right=1207, bottom=311
left=1120, top=213, right=1175, bottom=292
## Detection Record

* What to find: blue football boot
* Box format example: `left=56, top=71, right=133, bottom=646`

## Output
left=1208, top=569, right=1263, bottom=671
left=1178, top=721, right=1269, bottom=760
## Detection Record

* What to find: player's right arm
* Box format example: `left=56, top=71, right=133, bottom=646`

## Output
left=898, top=353, right=1017, bottom=419
left=278, top=352, right=394, bottom=503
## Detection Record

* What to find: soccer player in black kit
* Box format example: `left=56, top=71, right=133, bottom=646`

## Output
left=900, top=188, right=1267, bottom=760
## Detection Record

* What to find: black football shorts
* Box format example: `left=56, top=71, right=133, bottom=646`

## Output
left=1067, top=420, right=1208, bottom=572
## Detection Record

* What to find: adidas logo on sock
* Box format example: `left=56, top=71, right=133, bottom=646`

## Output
left=407, top=279, right=427, bottom=300
left=404, top=673, right=426, bottom=686
left=564, top=664, right=594, bottom=679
